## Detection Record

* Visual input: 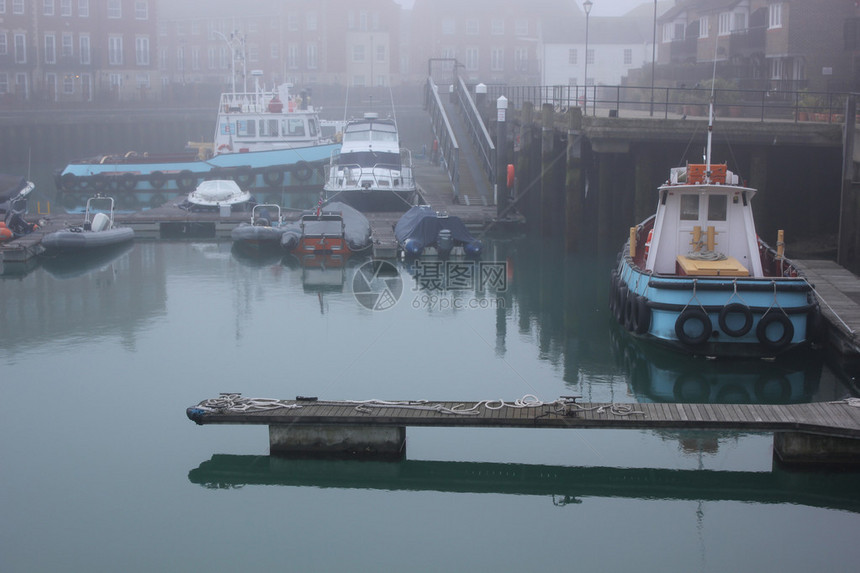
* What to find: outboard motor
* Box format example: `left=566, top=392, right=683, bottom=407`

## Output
left=464, top=240, right=483, bottom=257
left=281, top=230, right=299, bottom=251
left=403, top=238, right=423, bottom=257
left=436, top=229, right=453, bottom=257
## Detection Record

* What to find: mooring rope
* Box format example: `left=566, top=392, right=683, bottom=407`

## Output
left=194, top=393, right=302, bottom=413
left=192, top=394, right=645, bottom=417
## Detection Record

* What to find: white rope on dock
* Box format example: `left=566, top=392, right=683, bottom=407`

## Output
left=829, top=397, right=860, bottom=408
left=193, top=394, right=646, bottom=417
left=195, top=393, right=303, bottom=413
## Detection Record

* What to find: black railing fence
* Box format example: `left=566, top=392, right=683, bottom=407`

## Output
left=479, top=84, right=851, bottom=124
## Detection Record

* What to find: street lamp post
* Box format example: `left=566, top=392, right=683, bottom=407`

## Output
left=650, top=0, right=657, bottom=116
left=213, top=30, right=246, bottom=95
left=583, top=0, right=593, bottom=112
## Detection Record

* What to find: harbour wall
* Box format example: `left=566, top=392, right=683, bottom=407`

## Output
left=483, top=103, right=845, bottom=261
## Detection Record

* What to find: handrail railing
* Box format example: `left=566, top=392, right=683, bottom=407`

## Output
left=424, top=77, right=460, bottom=201
left=483, top=84, right=851, bottom=124
left=454, top=76, right=495, bottom=186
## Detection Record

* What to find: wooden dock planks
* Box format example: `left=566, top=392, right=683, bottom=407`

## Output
left=187, top=397, right=860, bottom=439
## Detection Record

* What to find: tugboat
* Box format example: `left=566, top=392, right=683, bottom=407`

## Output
left=610, top=99, right=819, bottom=357
left=323, top=112, right=417, bottom=211
left=54, top=79, right=340, bottom=211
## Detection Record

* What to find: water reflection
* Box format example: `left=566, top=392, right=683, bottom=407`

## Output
left=0, top=242, right=165, bottom=351
left=609, top=322, right=825, bottom=404
left=39, top=241, right=135, bottom=279
left=189, top=454, right=860, bottom=513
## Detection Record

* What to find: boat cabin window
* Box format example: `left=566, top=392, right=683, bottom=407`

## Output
left=372, top=127, right=398, bottom=143
left=236, top=120, right=256, bottom=137
left=282, top=118, right=306, bottom=137
left=707, top=195, right=727, bottom=221
left=308, top=118, right=319, bottom=137
left=258, top=119, right=279, bottom=137
left=343, top=124, right=372, bottom=142
left=680, top=195, right=699, bottom=221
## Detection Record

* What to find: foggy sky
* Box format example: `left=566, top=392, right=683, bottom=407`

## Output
left=393, top=0, right=655, bottom=16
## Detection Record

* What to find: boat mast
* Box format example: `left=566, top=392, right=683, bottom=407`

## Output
left=705, top=37, right=719, bottom=183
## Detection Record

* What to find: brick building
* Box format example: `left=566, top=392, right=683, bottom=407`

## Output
left=656, top=0, right=858, bottom=92
left=0, top=0, right=159, bottom=104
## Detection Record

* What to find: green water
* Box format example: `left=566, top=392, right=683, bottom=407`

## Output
left=2, top=235, right=859, bottom=572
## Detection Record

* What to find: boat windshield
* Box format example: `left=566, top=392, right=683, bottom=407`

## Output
left=303, top=219, right=343, bottom=236
left=338, top=151, right=401, bottom=169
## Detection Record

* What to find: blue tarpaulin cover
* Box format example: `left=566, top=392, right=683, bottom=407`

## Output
left=394, top=205, right=477, bottom=247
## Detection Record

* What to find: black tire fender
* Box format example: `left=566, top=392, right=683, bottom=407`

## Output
left=756, top=312, right=794, bottom=351
left=718, top=302, right=753, bottom=337
left=675, top=308, right=712, bottom=346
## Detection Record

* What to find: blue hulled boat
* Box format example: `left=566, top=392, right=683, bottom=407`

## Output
left=610, top=103, right=820, bottom=358
left=54, top=82, right=340, bottom=211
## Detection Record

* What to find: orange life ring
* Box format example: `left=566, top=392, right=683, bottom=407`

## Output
left=218, top=143, right=232, bottom=152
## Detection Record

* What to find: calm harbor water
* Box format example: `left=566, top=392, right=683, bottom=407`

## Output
left=2, top=231, right=860, bottom=572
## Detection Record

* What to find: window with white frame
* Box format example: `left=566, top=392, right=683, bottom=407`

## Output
left=306, top=12, right=317, bottom=31
left=247, top=43, right=258, bottom=63
left=768, top=3, right=783, bottom=28
left=0, top=1, right=5, bottom=14
left=44, top=0, right=54, bottom=16
left=107, top=0, right=120, bottom=18
left=0, top=33, right=6, bottom=55
left=136, top=73, right=149, bottom=89
left=63, top=74, right=74, bottom=93
left=770, top=57, right=784, bottom=79
left=13, top=0, right=23, bottom=15
left=135, top=1, right=147, bottom=19
left=219, top=46, right=228, bottom=69
left=515, top=19, right=528, bottom=36
left=62, top=33, right=73, bottom=57
left=568, top=48, right=577, bottom=65
left=515, top=47, right=528, bottom=71
left=441, top=18, right=455, bottom=35
left=135, top=36, right=149, bottom=65
left=307, top=43, right=317, bottom=69
left=78, top=0, right=88, bottom=17
left=61, top=0, right=71, bottom=16
left=733, top=12, right=746, bottom=31
left=353, top=44, right=365, bottom=62
left=176, top=46, right=184, bottom=71
left=623, top=48, right=632, bottom=65
left=1, top=73, right=10, bottom=93
left=207, top=47, right=215, bottom=69
left=287, top=13, right=298, bottom=31
left=699, top=16, right=708, bottom=38
left=270, top=44, right=278, bottom=59
left=80, top=35, right=90, bottom=64
left=288, top=43, right=298, bottom=68
left=109, top=35, right=123, bottom=65
left=490, top=47, right=503, bottom=71
left=466, top=19, right=479, bottom=35
left=465, top=46, right=478, bottom=71
left=14, top=33, right=25, bottom=63
left=376, top=44, right=385, bottom=62
left=586, top=48, right=594, bottom=65
left=45, top=35, right=56, bottom=64
left=719, top=12, right=731, bottom=35
left=491, top=19, right=504, bottom=35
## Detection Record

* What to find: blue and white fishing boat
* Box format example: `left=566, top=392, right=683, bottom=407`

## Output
left=610, top=101, right=820, bottom=358
left=54, top=81, right=340, bottom=211
left=323, top=112, right=417, bottom=211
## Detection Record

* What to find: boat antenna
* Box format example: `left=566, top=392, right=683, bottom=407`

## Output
left=342, top=85, right=350, bottom=126
left=388, top=85, right=397, bottom=128
left=705, top=35, right=720, bottom=182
